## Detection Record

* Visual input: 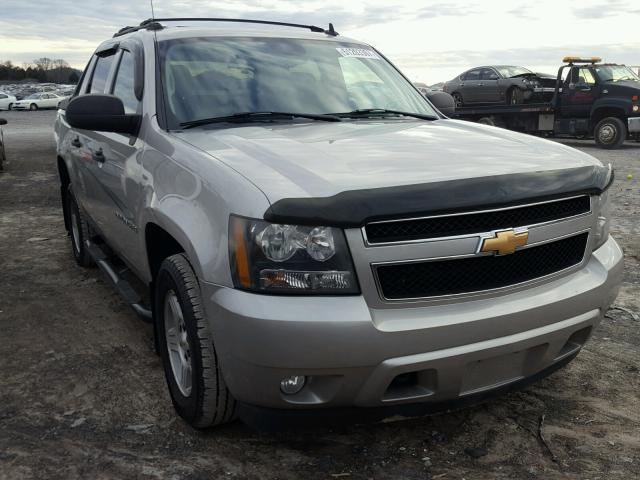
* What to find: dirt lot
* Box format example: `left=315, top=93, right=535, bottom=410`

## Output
left=0, top=110, right=638, bottom=480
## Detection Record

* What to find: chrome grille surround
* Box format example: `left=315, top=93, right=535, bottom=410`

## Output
left=346, top=195, right=597, bottom=307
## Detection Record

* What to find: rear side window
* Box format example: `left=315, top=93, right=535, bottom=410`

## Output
left=90, top=53, right=116, bottom=93
left=0, top=94, right=6, bottom=99
left=112, top=50, right=140, bottom=113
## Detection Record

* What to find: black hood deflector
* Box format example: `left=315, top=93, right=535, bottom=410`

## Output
left=263, top=165, right=612, bottom=227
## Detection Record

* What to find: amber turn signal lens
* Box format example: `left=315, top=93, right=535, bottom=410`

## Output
left=232, top=219, right=251, bottom=288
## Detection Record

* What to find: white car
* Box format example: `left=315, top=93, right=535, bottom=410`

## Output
left=0, top=92, right=17, bottom=110
left=12, top=92, right=68, bottom=111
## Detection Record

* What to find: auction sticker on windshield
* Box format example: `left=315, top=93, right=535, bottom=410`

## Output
left=336, top=47, right=380, bottom=59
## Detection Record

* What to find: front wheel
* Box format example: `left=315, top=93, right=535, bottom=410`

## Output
left=155, top=254, right=237, bottom=428
left=594, top=117, right=626, bottom=149
left=507, top=88, right=524, bottom=105
left=7, top=103, right=12, bottom=111
left=29, top=103, right=38, bottom=111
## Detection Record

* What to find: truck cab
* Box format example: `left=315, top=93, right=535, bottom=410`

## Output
left=553, top=57, right=640, bottom=148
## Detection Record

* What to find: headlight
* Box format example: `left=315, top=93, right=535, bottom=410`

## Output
left=229, top=216, right=359, bottom=294
left=593, top=189, right=611, bottom=250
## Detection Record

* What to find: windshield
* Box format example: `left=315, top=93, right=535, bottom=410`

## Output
left=594, top=65, right=639, bottom=83
left=25, top=94, right=40, bottom=99
left=158, top=37, right=436, bottom=128
left=496, top=66, right=532, bottom=78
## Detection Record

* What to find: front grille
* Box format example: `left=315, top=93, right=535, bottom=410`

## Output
left=376, top=233, right=588, bottom=300
left=365, top=196, right=591, bottom=244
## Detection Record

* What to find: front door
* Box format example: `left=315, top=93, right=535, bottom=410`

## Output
left=478, top=68, right=501, bottom=103
left=560, top=66, right=599, bottom=118
left=84, top=48, right=145, bottom=267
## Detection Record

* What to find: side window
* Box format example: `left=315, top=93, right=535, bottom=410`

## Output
left=76, top=56, right=97, bottom=96
left=481, top=68, right=499, bottom=80
left=0, top=94, right=6, bottom=99
left=89, top=53, right=116, bottom=94
left=112, top=50, right=140, bottom=113
left=577, top=68, right=596, bottom=86
left=464, top=69, right=480, bottom=81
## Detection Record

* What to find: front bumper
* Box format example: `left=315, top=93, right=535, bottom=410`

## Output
left=201, top=236, right=623, bottom=410
left=628, top=116, right=640, bottom=133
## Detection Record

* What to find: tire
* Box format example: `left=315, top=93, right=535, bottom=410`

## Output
left=29, top=103, right=38, bottom=111
left=594, top=117, right=626, bottom=149
left=155, top=253, right=236, bottom=428
left=507, top=87, right=524, bottom=105
left=66, top=185, right=94, bottom=268
left=7, top=103, right=12, bottom=111
left=452, top=92, right=463, bottom=108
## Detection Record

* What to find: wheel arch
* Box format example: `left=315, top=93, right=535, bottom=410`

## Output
left=590, top=105, right=627, bottom=130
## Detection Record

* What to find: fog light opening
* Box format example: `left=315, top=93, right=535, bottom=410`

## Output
left=280, top=375, right=306, bottom=395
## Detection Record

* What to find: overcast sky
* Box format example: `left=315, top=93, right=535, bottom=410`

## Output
left=1, top=0, right=639, bottom=84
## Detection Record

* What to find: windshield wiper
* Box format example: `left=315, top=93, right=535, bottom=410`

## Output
left=332, top=108, right=438, bottom=121
left=180, top=111, right=342, bottom=129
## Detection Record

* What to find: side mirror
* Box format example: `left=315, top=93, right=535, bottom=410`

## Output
left=0, top=118, right=6, bottom=126
left=66, top=94, right=140, bottom=135
left=426, top=91, right=456, bottom=117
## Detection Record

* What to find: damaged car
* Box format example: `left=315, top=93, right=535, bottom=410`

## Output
left=443, top=65, right=556, bottom=107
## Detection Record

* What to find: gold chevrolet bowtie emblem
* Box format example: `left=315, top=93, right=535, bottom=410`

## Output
left=480, top=229, right=529, bottom=256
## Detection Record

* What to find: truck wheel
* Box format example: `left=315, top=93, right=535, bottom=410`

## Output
left=155, top=253, right=237, bottom=428
left=66, top=185, right=94, bottom=268
left=594, top=117, right=626, bottom=149
left=452, top=92, right=464, bottom=108
left=508, top=88, right=524, bottom=105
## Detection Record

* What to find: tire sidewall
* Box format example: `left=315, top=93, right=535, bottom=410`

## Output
left=66, top=188, right=85, bottom=262
left=595, top=117, right=625, bottom=149
left=155, top=261, right=205, bottom=422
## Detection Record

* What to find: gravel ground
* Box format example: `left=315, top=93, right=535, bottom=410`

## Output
left=0, top=110, right=638, bottom=480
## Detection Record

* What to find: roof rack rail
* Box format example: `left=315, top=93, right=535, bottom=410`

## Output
left=111, top=18, right=339, bottom=37
left=113, top=22, right=163, bottom=37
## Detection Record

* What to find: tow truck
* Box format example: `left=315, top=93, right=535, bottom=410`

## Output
left=451, top=57, right=640, bottom=149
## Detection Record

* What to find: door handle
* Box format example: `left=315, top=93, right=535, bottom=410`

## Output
left=71, top=137, right=81, bottom=148
left=93, top=148, right=105, bottom=163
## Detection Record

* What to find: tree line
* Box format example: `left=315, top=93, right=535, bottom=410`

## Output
left=0, top=58, right=80, bottom=84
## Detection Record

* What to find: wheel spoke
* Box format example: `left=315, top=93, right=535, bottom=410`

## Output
left=181, top=362, right=190, bottom=389
left=168, top=295, right=183, bottom=323
left=166, top=327, right=179, bottom=352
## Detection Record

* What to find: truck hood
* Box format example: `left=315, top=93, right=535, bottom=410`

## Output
left=602, top=80, right=640, bottom=93
left=175, top=119, right=604, bottom=204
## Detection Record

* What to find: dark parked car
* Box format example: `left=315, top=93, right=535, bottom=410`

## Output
left=443, top=66, right=556, bottom=107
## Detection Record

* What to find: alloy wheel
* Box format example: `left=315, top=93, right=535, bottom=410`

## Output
left=164, top=290, right=193, bottom=397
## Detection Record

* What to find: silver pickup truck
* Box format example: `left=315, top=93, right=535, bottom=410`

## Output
left=55, top=18, right=623, bottom=428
